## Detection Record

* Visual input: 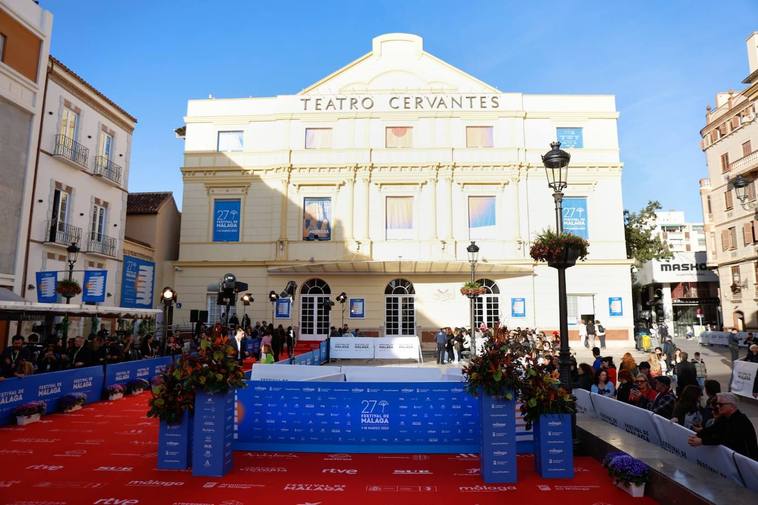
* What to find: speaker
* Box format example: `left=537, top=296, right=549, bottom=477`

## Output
left=190, top=309, right=199, bottom=323
left=199, top=310, right=208, bottom=322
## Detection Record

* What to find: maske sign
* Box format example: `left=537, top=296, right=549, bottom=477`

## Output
left=637, top=252, right=718, bottom=284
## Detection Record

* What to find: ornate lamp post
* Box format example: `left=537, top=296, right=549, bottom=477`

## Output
left=65, top=242, right=80, bottom=303
left=160, top=287, right=177, bottom=355
left=467, top=241, right=480, bottom=354
left=732, top=174, right=757, bottom=209
left=541, top=141, right=572, bottom=392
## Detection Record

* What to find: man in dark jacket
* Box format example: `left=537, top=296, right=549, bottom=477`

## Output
left=651, top=376, right=676, bottom=419
left=688, top=393, right=757, bottom=460
left=675, top=352, right=699, bottom=396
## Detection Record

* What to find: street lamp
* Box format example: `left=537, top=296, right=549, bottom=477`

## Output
left=160, top=286, right=177, bottom=355
left=336, top=292, right=347, bottom=327
left=268, top=290, right=278, bottom=321
left=731, top=174, right=757, bottom=209
left=65, top=242, right=80, bottom=301
left=541, top=141, right=572, bottom=392
left=467, top=241, right=480, bottom=355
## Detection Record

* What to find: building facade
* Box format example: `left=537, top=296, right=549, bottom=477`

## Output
left=174, top=33, right=633, bottom=344
left=22, top=56, right=137, bottom=335
left=0, top=0, right=52, bottom=295
left=699, top=32, right=758, bottom=331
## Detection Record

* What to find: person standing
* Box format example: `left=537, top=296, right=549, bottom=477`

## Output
left=286, top=326, right=295, bottom=357
left=595, top=320, right=606, bottom=350
left=650, top=376, right=677, bottom=419
left=728, top=328, right=741, bottom=364
left=675, top=352, right=698, bottom=396
left=579, top=320, right=588, bottom=348
left=436, top=327, right=447, bottom=365
left=691, top=352, right=708, bottom=388
left=1, top=335, right=31, bottom=377
left=231, top=327, right=248, bottom=363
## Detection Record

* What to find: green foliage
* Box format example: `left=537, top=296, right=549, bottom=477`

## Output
left=624, top=201, right=672, bottom=266
left=530, top=229, right=589, bottom=263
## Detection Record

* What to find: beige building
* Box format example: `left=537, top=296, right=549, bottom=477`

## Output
left=124, top=192, right=181, bottom=308
left=699, top=32, right=758, bottom=331
left=174, top=33, right=633, bottom=344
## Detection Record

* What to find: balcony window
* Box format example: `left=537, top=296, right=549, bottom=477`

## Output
left=385, top=127, right=412, bottom=148
left=217, top=131, right=243, bottom=152
left=466, top=126, right=493, bottom=148
left=98, top=131, right=113, bottom=160
left=706, top=195, right=712, bottom=215
left=725, top=189, right=733, bottom=211
left=305, top=128, right=332, bottom=149
left=90, top=204, right=107, bottom=242
left=743, top=140, right=752, bottom=157
left=303, top=197, right=331, bottom=240
left=59, top=106, right=79, bottom=140
left=386, top=196, right=413, bottom=239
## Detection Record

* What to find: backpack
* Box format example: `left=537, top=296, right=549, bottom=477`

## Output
left=598, top=325, right=605, bottom=334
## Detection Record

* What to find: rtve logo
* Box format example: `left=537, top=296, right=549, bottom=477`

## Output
left=322, top=468, right=358, bottom=475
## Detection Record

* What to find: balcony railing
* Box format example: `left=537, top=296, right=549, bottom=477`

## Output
left=53, top=134, right=89, bottom=168
left=94, top=156, right=123, bottom=185
left=45, top=220, right=82, bottom=246
left=87, top=232, right=117, bottom=257
left=730, top=149, right=758, bottom=174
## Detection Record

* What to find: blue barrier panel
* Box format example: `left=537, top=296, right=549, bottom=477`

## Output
left=105, top=356, right=172, bottom=388
left=0, top=365, right=104, bottom=425
left=319, top=340, right=328, bottom=363
left=534, top=414, right=574, bottom=478
left=479, top=393, right=517, bottom=483
left=192, top=391, right=234, bottom=477
left=235, top=381, right=480, bottom=453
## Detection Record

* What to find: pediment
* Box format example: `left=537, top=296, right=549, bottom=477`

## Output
left=300, top=33, right=499, bottom=95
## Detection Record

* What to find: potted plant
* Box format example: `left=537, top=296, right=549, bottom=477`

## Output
left=530, top=229, right=589, bottom=269
left=460, top=281, right=486, bottom=297
left=56, top=279, right=82, bottom=299
left=603, top=452, right=649, bottom=497
left=520, top=366, right=575, bottom=478
left=13, top=401, right=46, bottom=425
left=128, top=378, right=150, bottom=395
left=105, top=384, right=125, bottom=401
left=59, top=393, right=87, bottom=413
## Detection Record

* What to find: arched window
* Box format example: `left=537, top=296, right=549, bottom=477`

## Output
left=300, top=278, right=331, bottom=339
left=474, top=278, right=500, bottom=329
left=385, top=279, right=415, bottom=336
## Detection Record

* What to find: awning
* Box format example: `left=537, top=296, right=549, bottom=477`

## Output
left=0, top=300, right=161, bottom=320
left=268, top=260, right=534, bottom=276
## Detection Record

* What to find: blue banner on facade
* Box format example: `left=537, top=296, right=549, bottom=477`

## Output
left=511, top=298, right=526, bottom=318
left=557, top=127, right=583, bottom=148
left=213, top=199, right=241, bottom=242
left=609, top=296, right=623, bottom=317
left=349, top=298, right=365, bottom=318
left=562, top=197, right=588, bottom=238
left=82, top=270, right=107, bottom=303
left=275, top=298, right=291, bottom=319
left=0, top=365, right=104, bottom=425
left=35, top=271, right=58, bottom=303
left=121, top=255, right=155, bottom=308
left=105, top=356, right=172, bottom=388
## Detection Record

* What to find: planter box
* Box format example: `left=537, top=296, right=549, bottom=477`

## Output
left=63, top=405, right=82, bottom=413
left=616, top=480, right=645, bottom=498
left=16, top=413, right=41, bottom=426
left=192, top=390, right=235, bottom=477
left=158, top=412, right=193, bottom=470
left=479, top=393, right=517, bottom=483
left=533, top=414, right=574, bottom=479
left=108, top=393, right=124, bottom=401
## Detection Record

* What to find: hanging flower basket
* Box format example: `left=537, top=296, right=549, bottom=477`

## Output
left=460, top=281, right=486, bottom=297
left=56, top=279, right=81, bottom=298
left=530, top=230, right=589, bottom=269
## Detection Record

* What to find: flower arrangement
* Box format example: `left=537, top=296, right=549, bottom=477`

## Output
left=603, top=452, right=650, bottom=487
left=529, top=229, right=589, bottom=265
left=56, top=279, right=82, bottom=298
left=148, top=336, right=246, bottom=425
left=519, top=365, right=575, bottom=429
left=59, top=393, right=87, bottom=412
left=105, top=384, right=125, bottom=398
left=460, top=281, right=486, bottom=297
left=127, top=378, right=150, bottom=394
left=12, top=401, right=46, bottom=417
left=461, top=334, right=534, bottom=400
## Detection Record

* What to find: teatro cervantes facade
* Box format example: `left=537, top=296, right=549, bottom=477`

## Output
left=173, top=33, right=633, bottom=344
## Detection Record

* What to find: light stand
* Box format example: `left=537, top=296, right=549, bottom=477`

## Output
left=160, top=287, right=177, bottom=356
left=336, top=292, right=347, bottom=327
left=467, top=241, right=479, bottom=354
left=269, top=290, right=278, bottom=322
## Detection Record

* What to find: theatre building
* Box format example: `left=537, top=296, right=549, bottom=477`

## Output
left=173, top=33, right=633, bottom=345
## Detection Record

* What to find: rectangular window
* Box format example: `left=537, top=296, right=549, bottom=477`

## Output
left=90, top=204, right=107, bottom=242
left=721, top=153, right=730, bottom=173
left=385, top=196, right=414, bottom=239
left=754, top=261, right=758, bottom=284
left=728, top=226, right=737, bottom=250
left=59, top=106, right=79, bottom=140
left=744, top=221, right=757, bottom=246
left=747, top=181, right=757, bottom=202
left=725, top=189, right=733, bottom=210
left=305, top=128, right=332, bottom=149
left=0, top=33, right=6, bottom=62
left=556, top=127, right=583, bottom=148
left=212, top=199, right=241, bottom=242
left=302, top=197, right=331, bottom=240
left=743, top=140, right=753, bottom=157
left=731, top=265, right=741, bottom=286
left=567, top=294, right=594, bottom=325
left=217, top=131, right=243, bottom=152
left=466, top=126, right=494, bottom=148
left=385, top=127, right=412, bottom=148
left=731, top=117, right=740, bottom=130
left=206, top=294, right=236, bottom=325
left=98, top=131, right=113, bottom=160
left=706, top=195, right=712, bottom=215
left=562, top=197, right=588, bottom=238
left=468, top=196, right=496, bottom=239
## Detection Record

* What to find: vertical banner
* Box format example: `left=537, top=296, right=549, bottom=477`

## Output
left=192, top=391, right=235, bottom=477
left=121, top=255, right=155, bottom=308
left=36, top=271, right=58, bottom=303
left=609, top=297, right=623, bottom=317
left=275, top=298, right=291, bottom=319
left=81, top=270, right=107, bottom=303
left=730, top=361, right=758, bottom=399
left=349, top=298, right=365, bottom=318
left=556, top=127, right=583, bottom=148
left=511, top=298, right=526, bottom=318
left=534, top=414, right=574, bottom=478
left=562, top=197, right=588, bottom=238
left=213, top=199, right=241, bottom=242
left=303, top=197, right=331, bottom=240
left=479, top=394, right=517, bottom=483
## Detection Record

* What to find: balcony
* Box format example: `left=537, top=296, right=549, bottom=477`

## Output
left=730, top=149, right=758, bottom=175
left=94, top=156, right=123, bottom=186
left=53, top=134, right=89, bottom=169
left=45, top=220, right=82, bottom=246
left=87, top=232, right=117, bottom=257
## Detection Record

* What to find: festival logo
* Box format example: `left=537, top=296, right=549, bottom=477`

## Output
left=93, top=500, right=139, bottom=505
left=239, top=466, right=287, bottom=473
left=94, top=466, right=134, bottom=472
left=360, top=399, right=390, bottom=428
left=283, top=483, right=346, bottom=492
left=459, top=485, right=518, bottom=492
left=126, top=480, right=185, bottom=487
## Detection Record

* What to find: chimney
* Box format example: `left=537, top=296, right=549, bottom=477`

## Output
left=747, top=32, right=758, bottom=76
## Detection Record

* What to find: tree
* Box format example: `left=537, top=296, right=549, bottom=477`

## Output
left=624, top=201, right=672, bottom=265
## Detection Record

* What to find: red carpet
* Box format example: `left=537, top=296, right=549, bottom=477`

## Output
left=0, top=394, right=657, bottom=505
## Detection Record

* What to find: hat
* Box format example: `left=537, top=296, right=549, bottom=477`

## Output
left=655, top=376, right=671, bottom=386
left=638, top=361, right=650, bottom=369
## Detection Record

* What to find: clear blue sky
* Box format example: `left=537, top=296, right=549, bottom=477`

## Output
left=42, top=0, right=758, bottom=221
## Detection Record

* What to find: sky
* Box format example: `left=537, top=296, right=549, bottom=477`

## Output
left=42, top=0, right=758, bottom=221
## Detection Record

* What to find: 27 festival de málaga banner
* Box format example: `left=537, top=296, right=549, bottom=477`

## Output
left=121, top=255, right=155, bottom=308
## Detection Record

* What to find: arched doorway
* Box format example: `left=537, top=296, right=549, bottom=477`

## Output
left=733, top=310, right=745, bottom=331
left=385, top=279, right=415, bottom=336
left=474, top=278, right=500, bottom=329
left=300, top=278, right=331, bottom=340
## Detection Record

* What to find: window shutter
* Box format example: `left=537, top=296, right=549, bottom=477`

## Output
left=747, top=182, right=756, bottom=201
left=721, top=229, right=728, bottom=251
left=725, top=190, right=733, bottom=210
left=744, top=222, right=753, bottom=245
